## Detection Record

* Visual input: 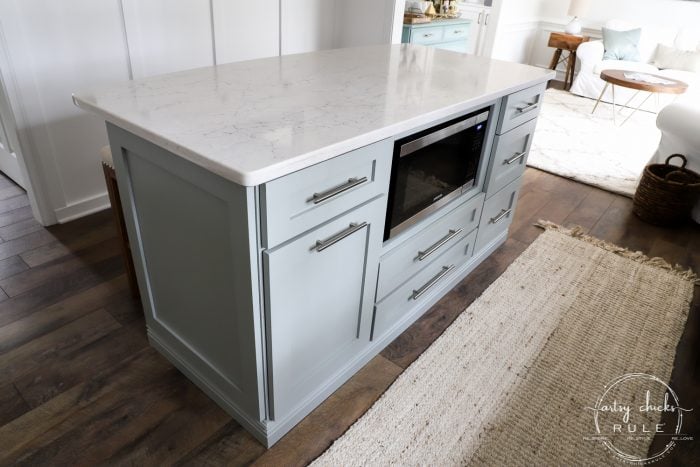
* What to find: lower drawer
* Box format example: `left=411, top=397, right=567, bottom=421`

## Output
left=377, top=193, right=484, bottom=301
left=372, top=229, right=477, bottom=341
left=475, top=177, right=522, bottom=252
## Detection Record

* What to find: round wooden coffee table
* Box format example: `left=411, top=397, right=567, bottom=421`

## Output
left=591, top=69, right=688, bottom=125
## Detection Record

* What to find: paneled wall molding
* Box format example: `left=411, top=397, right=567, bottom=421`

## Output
left=2, top=0, right=396, bottom=225
left=0, top=17, right=56, bottom=225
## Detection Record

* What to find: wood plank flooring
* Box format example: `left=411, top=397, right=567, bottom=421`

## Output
left=0, top=169, right=697, bottom=466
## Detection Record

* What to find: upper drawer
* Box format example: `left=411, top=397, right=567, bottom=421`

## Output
left=376, top=193, right=484, bottom=301
left=444, top=24, right=470, bottom=41
left=260, top=139, right=392, bottom=248
left=497, top=83, right=546, bottom=134
left=410, top=26, right=445, bottom=45
left=485, top=118, right=538, bottom=198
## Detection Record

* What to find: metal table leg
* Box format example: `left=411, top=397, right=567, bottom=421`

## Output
left=620, top=91, right=655, bottom=126
left=592, top=82, right=609, bottom=115
left=612, top=84, right=616, bottom=125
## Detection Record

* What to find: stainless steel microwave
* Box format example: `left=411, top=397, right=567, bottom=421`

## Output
left=384, top=108, right=490, bottom=240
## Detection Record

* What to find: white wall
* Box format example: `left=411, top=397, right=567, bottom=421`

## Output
left=213, top=0, right=280, bottom=64
left=527, top=0, right=700, bottom=71
left=0, top=0, right=133, bottom=223
left=335, top=0, right=396, bottom=48
left=122, top=0, right=215, bottom=79
left=281, top=0, right=336, bottom=55
left=0, top=0, right=364, bottom=225
left=538, top=0, right=700, bottom=30
left=490, top=0, right=543, bottom=63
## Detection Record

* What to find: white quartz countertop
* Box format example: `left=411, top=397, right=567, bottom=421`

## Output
left=73, top=44, right=554, bottom=186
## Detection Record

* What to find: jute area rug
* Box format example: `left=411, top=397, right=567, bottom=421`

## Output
left=527, top=89, right=660, bottom=197
left=312, top=223, right=696, bottom=466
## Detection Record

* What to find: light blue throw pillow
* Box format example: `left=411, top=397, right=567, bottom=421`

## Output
left=602, top=27, right=642, bottom=62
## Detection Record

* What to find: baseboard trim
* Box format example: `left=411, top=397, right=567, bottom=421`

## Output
left=54, top=191, right=110, bottom=223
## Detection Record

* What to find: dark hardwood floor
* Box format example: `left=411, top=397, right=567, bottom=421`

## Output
left=0, top=168, right=697, bottom=466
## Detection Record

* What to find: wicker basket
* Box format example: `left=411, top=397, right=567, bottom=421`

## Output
left=633, top=154, right=700, bottom=226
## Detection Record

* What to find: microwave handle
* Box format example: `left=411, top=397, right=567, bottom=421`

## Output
left=399, top=111, right=489, bottom=158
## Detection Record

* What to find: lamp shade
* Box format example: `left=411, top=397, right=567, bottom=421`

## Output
left=568, top=0, right=591, bottom=17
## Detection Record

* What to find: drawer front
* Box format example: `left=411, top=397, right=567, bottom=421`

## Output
left=444, top=24, right=470, bottom=41
left=497, top=83, right=546, bottom=134
left=377, top=193, right=484, bottom=301
left=410, top=26, right=445, bottom=45
left=261, top=139, right=392, bottom=248
left=475, top=177, right=522, bottom=252
left=372, top=229, right=477, bottom=341
left=485, top=118, right=538, bottom=197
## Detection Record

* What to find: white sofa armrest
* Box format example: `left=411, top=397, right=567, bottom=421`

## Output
left=576, top=40, right=604, bottom=74
left=656, top=102, right=700, bottom=151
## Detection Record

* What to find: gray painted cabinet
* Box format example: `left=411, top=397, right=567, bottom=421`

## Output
left=106, top=81, right=547, bottom=448
left=263, top=197, right=385, bottom=424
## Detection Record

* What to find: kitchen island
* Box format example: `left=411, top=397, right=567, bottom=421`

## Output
left=74, top=44, right=553, bottom=447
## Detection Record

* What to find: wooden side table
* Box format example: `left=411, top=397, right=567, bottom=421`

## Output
left=548, top=32, right=590, bottom=90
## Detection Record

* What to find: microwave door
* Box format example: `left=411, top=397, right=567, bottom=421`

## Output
left=399, top=116, right=477, bottom=159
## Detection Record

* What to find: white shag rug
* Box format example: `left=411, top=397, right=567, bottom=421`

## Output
left=527, top=89, right=661, bottom=196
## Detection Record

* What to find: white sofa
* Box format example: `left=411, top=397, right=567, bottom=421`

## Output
left=570, top=20, right=700, bottom=107
left=653, top=102, right=700, bottom=223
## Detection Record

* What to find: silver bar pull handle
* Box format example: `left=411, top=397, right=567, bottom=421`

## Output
left=484, top=13, right=490, bottom=26
left=417, top=228, right=463, bottom=262
left=505, top=151, right=527, bottom=165
left=489, top=208, right=512, bottom=225
left=314, top=222, right=367, bottom=252
left=412, top=265, right=455, bottom=300
left=312, top=177, right=368, bottom=204
left=516, top=102, right=539, bottom=114
left=423, top=33, right=434, bottom=38
left=477, top=12, right=483, bottom=25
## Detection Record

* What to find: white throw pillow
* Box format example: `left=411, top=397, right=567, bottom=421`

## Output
left=674, top=28, right=700, bottom=52
left=653, top=44, right=700, bottom=72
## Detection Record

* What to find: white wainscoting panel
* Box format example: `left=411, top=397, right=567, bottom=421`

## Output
left=490, top=20, right=541, bottom=64
left=122, top=0, right=215, bottom=79
left=0, top=0, right=131, bottom=222
left=213, top=0, right=279, bottom=64
left=281, top=0, right=336, bottom=55
left=334, top=0, right=394, bottom=48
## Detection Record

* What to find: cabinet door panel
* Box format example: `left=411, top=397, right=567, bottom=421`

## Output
left=459, top=7, right=482, bottom=55
left=263, top=197, right=385, bottom=422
